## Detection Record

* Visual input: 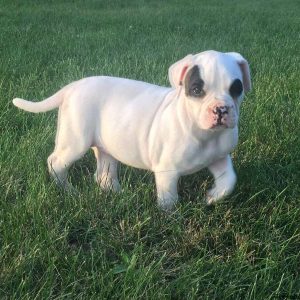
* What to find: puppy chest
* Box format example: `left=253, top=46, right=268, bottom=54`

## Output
left=175, top=135, right=237, bottom=175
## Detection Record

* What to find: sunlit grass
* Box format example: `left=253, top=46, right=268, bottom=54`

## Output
left=0, top=0, right=299, bottom=298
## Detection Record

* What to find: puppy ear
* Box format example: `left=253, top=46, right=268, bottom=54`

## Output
left=168, top=54, right=194, bottom=89
left=226, top=52, right=251, bottom=92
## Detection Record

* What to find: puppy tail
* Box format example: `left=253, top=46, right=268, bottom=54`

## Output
left=13, top=88, right=65, bottom=113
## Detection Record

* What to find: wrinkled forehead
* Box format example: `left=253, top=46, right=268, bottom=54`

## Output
left=193, top=51, right=242, bottom=91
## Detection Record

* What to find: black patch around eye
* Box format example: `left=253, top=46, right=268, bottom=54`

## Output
left=185, top=65, right=205, bottom=98
left=229, top=79, right=243, bottom=98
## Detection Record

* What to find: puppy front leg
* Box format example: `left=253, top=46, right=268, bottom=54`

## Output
left=206, top=155, right=237, bottom=205
left=154, top=172, right=179, bottom=211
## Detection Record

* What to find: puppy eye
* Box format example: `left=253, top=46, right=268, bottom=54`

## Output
left=192, top=86, right=205, bottom=97
left=229, top=79, right=243, bottom=98
left=185, top=65, right=205, bottom=98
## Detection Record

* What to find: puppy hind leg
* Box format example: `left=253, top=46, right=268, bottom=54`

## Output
left=92, top=147, right=121, bottom=192
left=47, top=152, right=71, bottom=191
left=47, top=146, right=88, bottom=192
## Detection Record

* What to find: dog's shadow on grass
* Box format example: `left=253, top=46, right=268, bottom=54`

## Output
left=57, top=153, right=296, bottom=260
left=229, top=154, right=297, bottom=210
left=67, top=149, right=213, bottom=209
left=56, top=147, right=294, bottom=214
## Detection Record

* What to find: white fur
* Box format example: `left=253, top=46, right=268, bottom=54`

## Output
left=13, top=50, right=251, bottom=211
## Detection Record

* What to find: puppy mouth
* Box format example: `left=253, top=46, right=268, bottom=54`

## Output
left=217, top=114, right=225, bottom=126
left=211, top=122, right=235, bottom=130
left=211, top=124, right=227, bottom=130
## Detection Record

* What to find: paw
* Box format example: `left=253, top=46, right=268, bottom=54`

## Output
left=157, top=197, right=177, bottom=212
left=205, top=170, right=237, bottom=205
left=94, top=173, right=121, bottom=192
left=110, top=179, right=121, bottom=192
left=205, top=184, right=234, bottom=205
left=205, top=186, right=224, bottom=205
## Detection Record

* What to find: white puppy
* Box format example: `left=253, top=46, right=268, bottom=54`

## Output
left=13, top=50, right=251, bottom=211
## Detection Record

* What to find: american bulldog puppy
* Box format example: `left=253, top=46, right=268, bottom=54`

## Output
left=13, top=50, right=251, bottom=211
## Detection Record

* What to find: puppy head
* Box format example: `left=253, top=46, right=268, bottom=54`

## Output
left=168, top=50, right=251, bottom=130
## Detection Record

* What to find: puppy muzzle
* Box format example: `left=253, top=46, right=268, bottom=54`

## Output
left=208, top=102, right=236, bottom=129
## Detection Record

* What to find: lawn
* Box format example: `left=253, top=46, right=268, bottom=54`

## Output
left=0, top=0, right=299, bottom=299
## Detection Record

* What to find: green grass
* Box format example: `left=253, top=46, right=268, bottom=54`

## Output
left=1, top=0, right=300, bottom=298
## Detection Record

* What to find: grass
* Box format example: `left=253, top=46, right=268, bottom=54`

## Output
left=0, top=0, right=299, bottom=298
